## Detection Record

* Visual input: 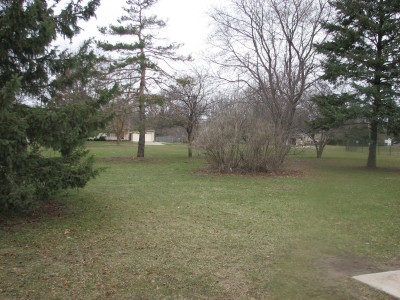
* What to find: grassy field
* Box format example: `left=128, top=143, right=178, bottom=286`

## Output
left=1, top=142, right=399, bottom=299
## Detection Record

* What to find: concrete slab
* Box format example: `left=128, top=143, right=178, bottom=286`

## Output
left=353, top=270, right=400, bottom=299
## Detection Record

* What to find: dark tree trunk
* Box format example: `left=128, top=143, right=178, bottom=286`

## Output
left=188, top=141, right=193, bottom=158
left=311, top=132, right=329, bottom=159
left=137, top=134, right=145, bottom=157
left=316, top=145, right=324, bottom=159
left=367, top=121, right=378, bottom=168
left=367, top=12, right=382, bottom=169
left=136, top=47, right=146, bottom=158
left=137, top=102, right=146, bottom=158
left=187, top=125, right=193, bottom=158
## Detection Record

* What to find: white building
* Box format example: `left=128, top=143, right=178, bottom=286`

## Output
left=91, top=130, right=155, bottom=142
left=129, top=130, right=155, bottom=143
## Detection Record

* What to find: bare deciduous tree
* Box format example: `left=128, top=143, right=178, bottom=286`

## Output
left=210, top=0, right=328, bottom=160
left=166, top=70, right=213, bottom=157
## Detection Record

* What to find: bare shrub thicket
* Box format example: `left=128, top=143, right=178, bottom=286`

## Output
left=195, top=101, right=289, bottom=173
left=207, top=0, right=328, bottom=171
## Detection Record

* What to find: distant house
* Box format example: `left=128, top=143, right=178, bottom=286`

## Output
left=90, top=130, right=155, bottom=142
left=129, top=130, right=155, bottom=143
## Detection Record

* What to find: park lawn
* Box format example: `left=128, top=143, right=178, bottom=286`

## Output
left=1, top=143, right=399, bottom=299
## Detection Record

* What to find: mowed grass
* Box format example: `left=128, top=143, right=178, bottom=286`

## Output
left=1, top=142, right=400, bottom=299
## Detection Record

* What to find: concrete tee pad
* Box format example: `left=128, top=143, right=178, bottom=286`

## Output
left=353, top=270, right=400, bottom=299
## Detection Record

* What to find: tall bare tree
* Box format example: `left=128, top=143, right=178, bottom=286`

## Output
left=210, top=0, right=328, bottom=155
left=166, top=70, right=213, bottom=157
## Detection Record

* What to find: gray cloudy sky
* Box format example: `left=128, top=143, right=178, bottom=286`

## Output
left=66, top=0, right=227, bottom=60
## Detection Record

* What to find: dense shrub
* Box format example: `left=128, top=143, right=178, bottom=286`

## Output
left=0, top=1, right=109, bottom=212
left=195, top=103, right=290, bottom=173
left=0, top=100, right=106, bottom=212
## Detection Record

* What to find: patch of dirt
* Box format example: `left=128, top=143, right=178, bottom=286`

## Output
left=99, top=157, right=165, bottom=163
left=316, top=253, right=400, bottom=299
left=385, top=256, right=400, bottom=270
left=196, top=168, right=305, bottom=178
left=318, top=253, right=379, bottom=279
left=0, top=201, right=66, bottom=230
left=194, top=160, right=310, bottom=178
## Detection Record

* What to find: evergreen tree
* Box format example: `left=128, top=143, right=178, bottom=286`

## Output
left=315, top=0, right=400, bottom=168
left=0, top=0, right=112, bottom=211
left=98, top=0, right=186, bottom=158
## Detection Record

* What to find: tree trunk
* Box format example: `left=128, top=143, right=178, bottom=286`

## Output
left=136, top=47, right=146, bottom=158
left=311, top=132, right=328, bottom=159
left=137, top=102, right=146, bottom=158
left=187, top=126, right=193, bottom=158
left=315, top=145, right=324, bottom=159
left=188, top=141, right=193, bottom=158
left=367, top=121, right=378, bottom=168
left=316, top=144, right=324, bottom=159
left=367, top=13, right=382, bottom=169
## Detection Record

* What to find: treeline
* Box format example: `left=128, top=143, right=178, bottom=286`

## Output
left=1, top=0, right=399, bottom=211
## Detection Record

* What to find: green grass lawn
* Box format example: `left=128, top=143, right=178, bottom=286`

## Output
left=1, top=142, right=399, bottom=299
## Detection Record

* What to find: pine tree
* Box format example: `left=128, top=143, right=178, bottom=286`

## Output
left=0, top=0, right=112, bottom=211
left=315, top=0, right=400, bottom=168
left=98, top=0, right=186, bottom=158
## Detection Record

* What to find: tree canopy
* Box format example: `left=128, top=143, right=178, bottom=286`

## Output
left=166, top=70, right=213, bottom=157
left=0, top=0, right=112, bottom=211
left=315, top=0, right=400, bottom=168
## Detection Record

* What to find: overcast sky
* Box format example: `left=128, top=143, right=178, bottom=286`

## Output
left=64, top=0, right=228, bottom=61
